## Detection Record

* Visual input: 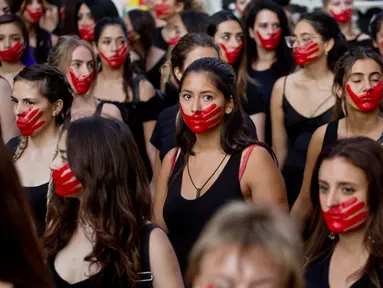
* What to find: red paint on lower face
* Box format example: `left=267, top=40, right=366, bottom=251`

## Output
left=219, top=42, right=243, bottom=64
left=256, top=29, right=281, bottom=51
left=346, top=81, right=383, bottom=112
left=330, top=8, right=353, bottom=23
left=180, top=103, right=224, bottom=134
left=26, top=7, right=43, bottom=23
left=154, top=3, right=172, bottom=18
left=292, top=40, right=320, bottom=66
left=100, top=44, right=128, bottom=69
left=16, top=107, right=46, bottom=136
left=168, top=35, right=181, bottom=47
left=78, top=24, right=95, bottom=41
left=69, top=69, right=95, bottom=95
left=322, top=196, right=368, bottom=233
left=52, top=164, right=82, bottom=197
left=0, top=41, right=24, bottom=62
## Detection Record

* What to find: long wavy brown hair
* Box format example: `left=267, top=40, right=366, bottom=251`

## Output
left=43, top=116, right=152, bottom=286
left=305, top=137, right=383, bottom=286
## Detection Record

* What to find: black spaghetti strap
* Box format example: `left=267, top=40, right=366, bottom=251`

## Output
left=322, top=120, right=339, bottom=149
left=137, top=223, right=158, bottom=287
left=95, top=101, right=104, bottom=116
left=282, top=76, right=288, bottom=96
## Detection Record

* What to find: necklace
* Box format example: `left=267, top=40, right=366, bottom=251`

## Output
left=187, top=153, right=228, bottom=199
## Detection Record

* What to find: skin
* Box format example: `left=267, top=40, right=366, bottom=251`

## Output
left=11, top=80, right=63, bottom=187
left=153, top=71, right=287, bottom=231
left=22, top=0, right=43, bottom=24
left=372, top=21, right=383, bottom=57
left=0, top=0, right=10, bottom=16
left=77, top=3, right=94, bottom=28
left=0, top=22, right=25, bottom=87
left=40, top=2, right=59, bottom=33
left=291, top=58, right=383, bottom=224
left=93, top=24, right=157, bottom=171
left=194, top=245, right=283, bottom=288
left=271, top=19, right=335, bottom=171
left=318, top=157, right=369, bottom=288
left=235, top=0, right=251, bottom=15
left=155, top=0, right=184, bottom=44
left=51, top=132, right=184, bottom=288
left=0, top=77, right=18, bottom=143
left=168, top=13, right=187, bottom=40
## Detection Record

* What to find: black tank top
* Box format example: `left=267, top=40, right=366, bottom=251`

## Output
left=163, top=150, right=245, bottom=275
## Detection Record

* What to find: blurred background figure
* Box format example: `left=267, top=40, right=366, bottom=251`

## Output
left=187, top=202, right=304, bottom=288
left=369, top=11, right=383, bottom=56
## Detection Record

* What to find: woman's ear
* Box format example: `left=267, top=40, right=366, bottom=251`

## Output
left=334, top=83, right=343, bottom=99
left=225, top=96, right=234, bottom=114
left=53, top=99, right=64, bottom=117
left=324, top=38, right=335, bottom=55
left=173, top=67, right=182, bottom=82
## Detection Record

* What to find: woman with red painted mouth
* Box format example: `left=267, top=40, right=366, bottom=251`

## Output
left=48, top=35, right=122, bottom=121
left=10, top=0, right=55, bottom=63
left=6, top=64, right=73, bottom=236
left=243, top=0, right=295, bottom=146
left=369, top=12, right=383, bottom=57
left=154, top=57, right=287, bottom=276
left=93, top=17, right=163, bottom=181
left=271, top=11, right=347, bottom=208
left=305, top=137, right=383, bottom=287
left=292, top=47, right=383, bottom=234
left=323, top=0, right=372, bottom=49
left=207, top=10, right=266, bottom=143
left=75, top=0, right=119, bottom=42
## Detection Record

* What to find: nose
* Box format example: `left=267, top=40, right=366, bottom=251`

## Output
left=15, top=102, right=27, bottom=117
left=79, top=65, right=91, bottom=78
left=4, top=37, right=11, bottom=49
left=31, top=0, right=41, bottom=10
left=325, top=189, right=339, bottom=209
left=191, top=97, right=201, bottom=113
left=111, top=41, right=118, bottom=52
left=267, top=25, right=274, bottom=35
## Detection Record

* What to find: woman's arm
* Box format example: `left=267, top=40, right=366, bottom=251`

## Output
left=101, top=103, right=123, bottom=121
left=0, top=79, right=18, bottom=143
left=291, top=124, right=326, bottom=225
left=250, top=112, right=266, bottom=142
left=150, top=149, right=162, bottom=200
left=152, top=148, right=176, bottom=232
left=242, top=145, right=288, bottom=212
left=270, top=77, right=289, bottom=170
left=149, top=227, right=184, bottom=288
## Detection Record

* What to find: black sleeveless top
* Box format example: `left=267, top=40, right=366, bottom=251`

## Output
left=50, top=223, right=158, bottom=288
left=6, top=136, right=48, bottom=236
left=305, top=254, right=376, bottom=287
left=31, top=27, right=53, bottom=64
left=347, top=33, right=373, bottom=49
left=96, top=75, right=164, bottom=180
left=164, top=150, right=245, bottom=275
left=282, top=76, right=333, bottom=206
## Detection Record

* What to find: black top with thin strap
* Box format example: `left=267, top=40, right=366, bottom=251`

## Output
left=96, top=75, right=164, bottom=180
left=305, top=254, right=377, bottom=288
left=6, top=136, right=48, bottom=236
left=347, top=33, right=373, bottom=49
left=163, top=150, right=245, bottom=275
left=281, top=76, right=333, bottom=206
left=50, top=223, right=158, bottom=288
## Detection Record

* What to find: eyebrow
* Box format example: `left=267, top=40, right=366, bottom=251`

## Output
left=350, top=72, right=382, bottom=76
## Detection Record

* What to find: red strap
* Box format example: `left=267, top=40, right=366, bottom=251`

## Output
left=239, top=144, right=257, bottom=180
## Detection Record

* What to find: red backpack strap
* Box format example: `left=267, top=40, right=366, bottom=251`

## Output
left=239, top=144, right=257, bottom=180
left=169, top=148, right=181, bottom=177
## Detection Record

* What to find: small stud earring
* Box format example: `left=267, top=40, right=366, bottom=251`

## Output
left=328, top=232, right=336, bottom=240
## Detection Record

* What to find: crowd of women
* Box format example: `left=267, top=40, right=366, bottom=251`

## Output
left=1, top=0, right=383, bottom=287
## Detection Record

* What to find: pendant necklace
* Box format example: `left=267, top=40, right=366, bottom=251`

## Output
left=187, top=153, right=228, bottom=199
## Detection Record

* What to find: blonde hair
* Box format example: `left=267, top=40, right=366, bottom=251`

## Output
left=13, top=136, right=28, bottom=162
left=48, top=35, right=98, bottom=94
left=187, top=202, right=305, bottom=288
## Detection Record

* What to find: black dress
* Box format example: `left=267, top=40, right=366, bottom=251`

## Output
left=96, top=75, right=164, bottom=180
left=241, top=80, right=266, bottom=126
left=164, top=150, right=245, bottom=275
left=281, top=77, right=333, bottom=206
left=50, top=223, right=158, bottom=288
left=152, top=27, right=168, bottom=51
left=6, top=137, right=48, bottom=236
left=31, top=27, right=53, bottom=63
left=347, top=34, right=373, bottom=49
left=150, top=104, right=258, bottom=162
left=306, top=254, right=376, bottom=288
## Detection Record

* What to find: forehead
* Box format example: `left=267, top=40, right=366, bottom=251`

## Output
left=185, top=47, right=219, bottom=65
left=79, top=3, right=90, bottom=13
left=0, top=22, right=22, bottom=34
left=318, top=157, right=367, bottom=183
left=216, top=20, right=243, bottom=34
left=350, top=58, right=382, bottom=74
left=100, top=25, right=125, bottom=37
left=182, top=71, right=216, bottom=87
left=255, top=9, right=279, bottom=23
left=294, top=20, right=317, bottom=35
left=0, top=0, right=8, bottom=7
left=72, top=45, right=93, bottom=61
left=13, top=80, right=42, bottom=98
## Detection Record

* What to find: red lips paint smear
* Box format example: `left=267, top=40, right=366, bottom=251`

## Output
left=180, top=103, right=224, bottom=134
left=26, top=7, right=43, bottom=23
left=293, top=40, right=320, bottom=66
left=78, top=24, right=95, bottom=41
left=52, top=164, right=82, bottom=197
left=100, top=45, right=128, bottom=69
left=219, top=42, right=243, bottom=64
left=0, top=41, right=24, bottom=62
left=154, top=3, right=172, bottom=18
left=346, top=81, right=383, bottom=112
left=69, top=69, right=95, bottom=95
left=16, top=108, right=46, bottom=136
left=168, top=35, right=181, bottom=47
left=330, top=8, right=353, bottom=23
left=256, top=29, right=281, bottom=51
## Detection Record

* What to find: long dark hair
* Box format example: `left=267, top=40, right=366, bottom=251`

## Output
left=0, top=126, right=53, bottom=287
left=206, top=11, right=247, bottom=98
left=95, top=17, right=139, bottom=102
left=243, top=0, right=294, bottom=78
left=44, top=116, right=152, bottom=286
left=180, top=10, right=209, bottom=33
left=177, top=57, right=275, bottom=158
left=298, top=11, right=348, bottom=72
left=0, top=14, right=36, bottom=65
left=305, top=137, right=383, bottom=286
left=332, top=47, right=383, bottom=120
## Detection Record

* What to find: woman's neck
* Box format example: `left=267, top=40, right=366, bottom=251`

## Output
left=337, top=227, right=368, bottom=257
left=193, top=124, right=224, bottom=154
left=28, top=122, right=59, bottom=150
left=0, top=61, right=24, bottom=74
left=346, top=109, right=381, bottom=136
left=163, top=14, right=179, bottom=33
left=252, top=46, right=276, bottom=71
left=72, top=93, right=96, bottom=111
left=99, top=64, right=124, bottom=81
left=301, top=57, right=332, bottom=80
left=339, top=21, right=355, bottom=39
